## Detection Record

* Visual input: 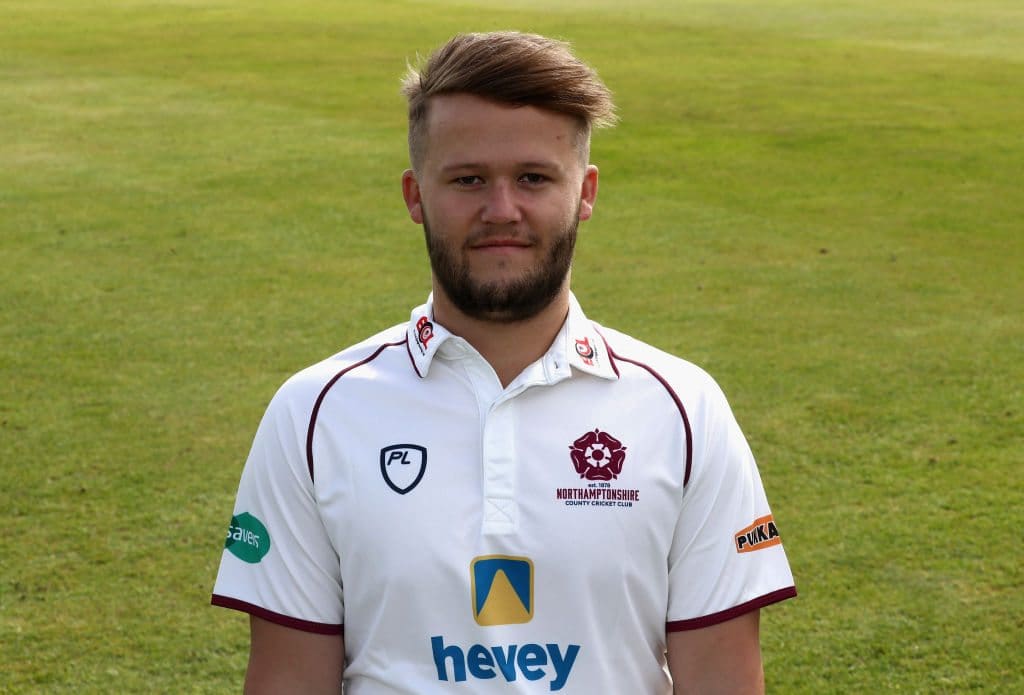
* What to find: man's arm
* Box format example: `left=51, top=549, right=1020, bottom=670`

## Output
left=244, top=616, right=345, bottom=695
left=666, top=610, right=763, bottom=695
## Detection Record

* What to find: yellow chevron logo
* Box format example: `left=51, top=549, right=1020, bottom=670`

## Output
left=471, top=556, right=534, bottom=626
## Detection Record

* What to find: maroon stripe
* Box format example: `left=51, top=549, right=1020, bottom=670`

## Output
left=599, top=337, right=694, bottom=486
left=405, top=338, right=424, bottom=378
left=666, top=586, right=797, bottom=632
left=211, top=594, right=344, bottom=635
left=305, top=339, right=407, bottom=482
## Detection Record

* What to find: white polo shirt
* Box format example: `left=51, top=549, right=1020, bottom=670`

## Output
left=212, top=294, right=796, bottom=694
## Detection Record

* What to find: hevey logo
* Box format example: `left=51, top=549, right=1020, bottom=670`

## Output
left=735, top=515, right=782, bottom=553
left=557, top=429, right=640, bottom=509
left=431, top=556, right=580, bottom=691
left=224, top=512, right=271, bottom=563
left=414, top=315, right=434, bottom=355
left=380, top=444, right=427, bottom=494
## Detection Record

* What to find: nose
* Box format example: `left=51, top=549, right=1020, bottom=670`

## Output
left=480, top=179, right=522, bottom=225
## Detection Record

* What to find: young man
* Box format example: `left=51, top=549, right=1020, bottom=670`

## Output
left=212, top=31, right=796, bottom=694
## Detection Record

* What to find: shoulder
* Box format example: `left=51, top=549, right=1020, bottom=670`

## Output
left=269, top=322, right=410, bottom=411
left=597, top=324, right=724, bottom=402
left=596, top=324, right=738, bottom=441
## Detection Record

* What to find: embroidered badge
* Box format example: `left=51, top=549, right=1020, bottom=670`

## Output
left=569, top=429, right=626, bottom=481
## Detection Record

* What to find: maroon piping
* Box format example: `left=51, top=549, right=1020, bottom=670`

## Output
left=211, top=594, right=344, bottom=635
left=666, top=586, right=797, bottom=632
left=598, top=332, right=694, bottom=487
left=305, top=339, right=407, bottom=482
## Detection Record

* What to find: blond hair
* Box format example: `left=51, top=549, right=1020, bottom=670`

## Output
left=401, top=31, right=616, bottom=169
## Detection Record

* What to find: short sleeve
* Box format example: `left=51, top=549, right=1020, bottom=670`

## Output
left=666, top=377, right=796, bottom=631
left=211, top=377, right=344, bottom=634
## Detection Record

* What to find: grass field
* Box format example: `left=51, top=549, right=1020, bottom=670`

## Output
left=2, top=0, right=1022, bottom=692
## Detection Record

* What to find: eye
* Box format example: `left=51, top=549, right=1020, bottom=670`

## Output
left=453, top=175, right=483, bottom=186
left=519, top=173, right=547, bottom=185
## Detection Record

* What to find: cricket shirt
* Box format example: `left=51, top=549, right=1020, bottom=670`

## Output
left=212, top=294, right=796, bottom=693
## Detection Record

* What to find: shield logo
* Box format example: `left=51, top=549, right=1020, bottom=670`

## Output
left=380, top=444, right=427, bottom=494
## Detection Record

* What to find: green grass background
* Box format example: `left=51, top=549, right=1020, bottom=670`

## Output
left=2, top=0, right=1021, bottom=691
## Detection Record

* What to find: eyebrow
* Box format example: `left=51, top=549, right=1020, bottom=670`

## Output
left=439, top=160, right=564, bottom=174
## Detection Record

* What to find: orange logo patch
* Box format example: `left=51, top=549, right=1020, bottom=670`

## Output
left=734, top=515, right=781, bottom=553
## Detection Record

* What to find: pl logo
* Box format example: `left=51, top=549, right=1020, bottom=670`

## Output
left=379, top=444, right=427, bottom=494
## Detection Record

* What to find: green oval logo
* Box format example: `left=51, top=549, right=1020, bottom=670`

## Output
left=225, top=512, right=271, bottom=563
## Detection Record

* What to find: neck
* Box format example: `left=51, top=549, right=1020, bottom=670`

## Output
left=431, top=285, right=571, bottom=388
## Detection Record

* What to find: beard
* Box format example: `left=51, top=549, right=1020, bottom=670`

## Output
left=423, top=209, right=578, bottom=323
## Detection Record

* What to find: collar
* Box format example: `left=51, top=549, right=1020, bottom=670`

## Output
left=404, top=293, right=618, bottom=381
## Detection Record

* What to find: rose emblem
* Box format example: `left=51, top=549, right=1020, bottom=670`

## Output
left=569, top=429, right=626, bottom=481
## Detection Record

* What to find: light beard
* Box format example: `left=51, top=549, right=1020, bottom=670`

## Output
left=423, top=211, right=578, bottom=323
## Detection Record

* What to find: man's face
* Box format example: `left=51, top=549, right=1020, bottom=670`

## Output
left=402, top=93, right=598, bottom=322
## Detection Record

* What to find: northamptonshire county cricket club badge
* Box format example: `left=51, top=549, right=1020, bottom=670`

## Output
left=556, top=429, right=640, bottom=509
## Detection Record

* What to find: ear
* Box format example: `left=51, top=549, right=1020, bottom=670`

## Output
left=577, top=165, right=599, bottom=221
left=402, top=169, right=424, bottom=224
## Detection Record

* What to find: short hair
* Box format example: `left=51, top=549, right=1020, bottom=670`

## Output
left=401, top=31, right=616, bottom=170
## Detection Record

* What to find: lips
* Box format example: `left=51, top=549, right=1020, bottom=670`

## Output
left=471, top=238, right=531, bottom=249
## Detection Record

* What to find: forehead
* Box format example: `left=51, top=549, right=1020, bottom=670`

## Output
left=421, top=93, right=581, bottom=171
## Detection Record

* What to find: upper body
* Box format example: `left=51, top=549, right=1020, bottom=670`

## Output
left=212, top=31, right=795, bottom=694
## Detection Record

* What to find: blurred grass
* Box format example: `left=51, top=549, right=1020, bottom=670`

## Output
left=1, top=0, right=1022, bottom=691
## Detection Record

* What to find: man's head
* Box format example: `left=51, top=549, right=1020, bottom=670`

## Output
left=401, top=31, right=615, bottom=173
left=400, top=32, right=615, bottom=324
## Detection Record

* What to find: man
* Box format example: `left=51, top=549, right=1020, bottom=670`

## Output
left=212, top=31, right=796, bottom=694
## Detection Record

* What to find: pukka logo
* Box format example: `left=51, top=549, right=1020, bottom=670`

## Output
left=380, top=444, right=427, bottom=494
left=415, top=316, right=434, bottom=354
left=735, top=515, right=782, bottom=553
left=569, top=429, right=626, bottom=481
left=574, top=336, right=597, bottom=366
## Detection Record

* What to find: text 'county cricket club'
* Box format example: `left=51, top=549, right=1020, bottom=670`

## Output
left=556, top=429, right=640, bottom=508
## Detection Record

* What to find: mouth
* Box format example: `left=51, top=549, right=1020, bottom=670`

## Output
left=468, top=233, right=534, bottom=251
left=471, top=239, right=532, bottom=249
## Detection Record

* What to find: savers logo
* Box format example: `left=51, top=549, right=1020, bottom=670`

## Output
left=430, top=556, right=581, bottom=691
left=225, top=512, right=271, bottom=563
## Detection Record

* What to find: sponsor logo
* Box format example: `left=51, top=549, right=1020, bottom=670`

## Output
left=225, top=512, right=271, bottom=563
left=471, top=556, right=533, bottom=626
left=414, top=316, right=434, bottom=354
left=380, top=444, right=427, bottom=494
left=558, top=429, right=639, bottom=509
left=431, top=637, right=579, bottom=692
left=431, top=556, right=579, bottom=691
left=574, top=336, right=597, bottom=366
left=735, top=515, right=781, bottom=553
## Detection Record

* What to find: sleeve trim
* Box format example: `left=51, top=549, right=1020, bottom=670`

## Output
left=211, top=594, right=344, bottom=635
left=666, top=586, right=797, bottom=632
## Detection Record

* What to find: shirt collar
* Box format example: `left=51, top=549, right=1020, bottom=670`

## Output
left=405, top=292, right=618, bottom=381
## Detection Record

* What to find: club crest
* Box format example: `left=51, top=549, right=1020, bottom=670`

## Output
left=569, top=429, right=626, bottom=481
left=380, top=444, right=427, bottom=494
